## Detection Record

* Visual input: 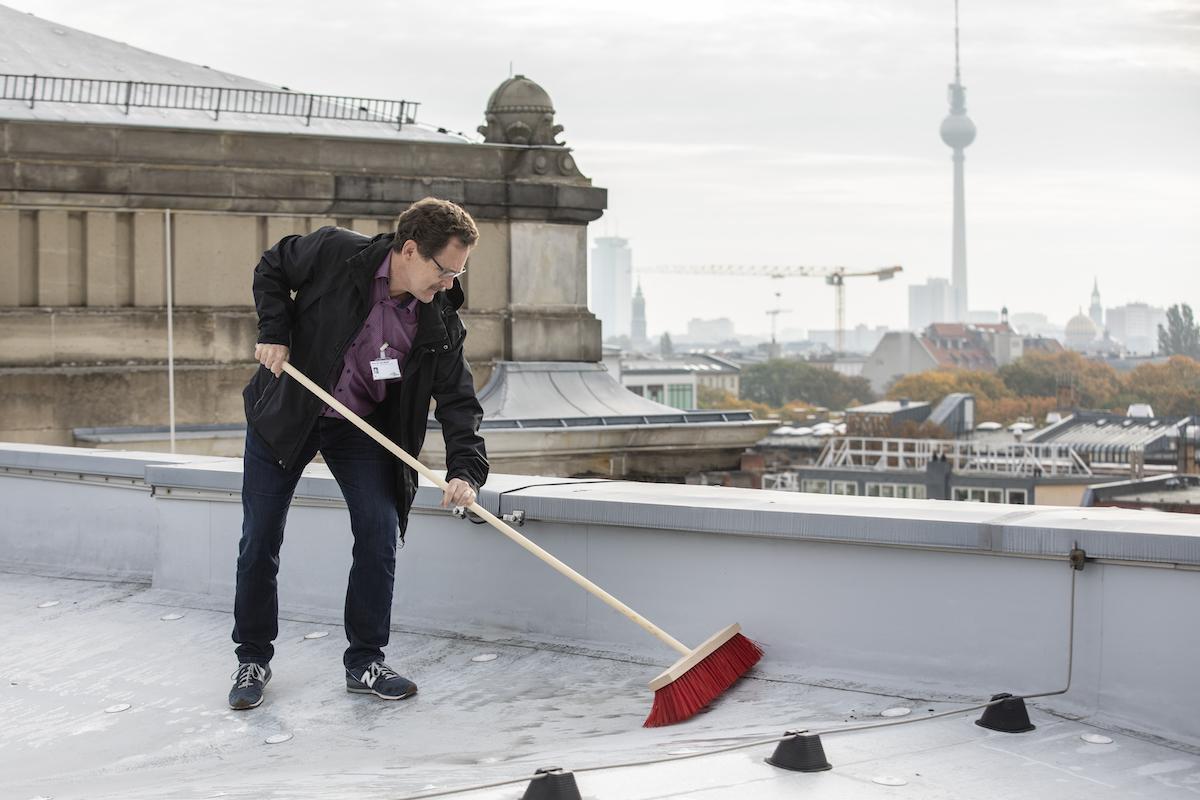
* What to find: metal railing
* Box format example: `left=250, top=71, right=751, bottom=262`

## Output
left=0, top=73, right=419, bottom=129
left=816, top=436, right=1094, bottom=477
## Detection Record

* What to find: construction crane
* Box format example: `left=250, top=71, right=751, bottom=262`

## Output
left=637, top=264, right=903, bottom=353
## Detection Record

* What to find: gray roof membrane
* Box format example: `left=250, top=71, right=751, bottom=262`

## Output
left=3, top=571, right=1199, bottom=800
left=3, top=442, right=1200, bottom=797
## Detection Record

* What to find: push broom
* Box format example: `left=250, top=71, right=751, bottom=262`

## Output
left=282, top=362, right=762, bottom=726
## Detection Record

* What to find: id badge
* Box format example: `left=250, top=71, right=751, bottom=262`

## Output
left=371, top=359, right=401, bottom=380
left=370, top=343, right=402, bottom=381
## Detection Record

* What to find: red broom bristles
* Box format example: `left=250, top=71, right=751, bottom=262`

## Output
left=643, top=633, right=763, bottom=727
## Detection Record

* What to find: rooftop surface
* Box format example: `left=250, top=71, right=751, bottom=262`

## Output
left=5, top=571, right=1199, bottom=800
left=1030, top=411, right=1193, bottom=458
left=0, top=4, right=461, bottom=143
left=3, top=442, right=1199, bottom=798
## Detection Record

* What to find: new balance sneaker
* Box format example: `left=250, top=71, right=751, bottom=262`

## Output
left=346, top=661, right=417, bottom=700
left=228, top=662, right=271, bottom=710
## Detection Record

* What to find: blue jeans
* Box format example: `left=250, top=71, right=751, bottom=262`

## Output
left=233, top=416, right=398, bottom=670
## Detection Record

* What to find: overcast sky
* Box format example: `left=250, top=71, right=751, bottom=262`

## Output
left=12, top=0, right=1200, bottom=337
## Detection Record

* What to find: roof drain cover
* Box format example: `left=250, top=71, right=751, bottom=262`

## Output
left=765, top=731, right=832, bottom=772
left=521, top=766, right=581, bottom=800
left=975, top=693, right=1036, bottom=733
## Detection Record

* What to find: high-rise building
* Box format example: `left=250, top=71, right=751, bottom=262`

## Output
left=631, top=282, right=647, bottom=347
left=908, top=278, right=953, bottom=331
left=1106, top=303, right=1167, bottom=355
left=589, top=236, right=633, bottom=340
left=940, top=0, right=976, bottom=322
left=1010, top=311, right=1053, bottom=336
left=685, top=317, right=736, bottom=343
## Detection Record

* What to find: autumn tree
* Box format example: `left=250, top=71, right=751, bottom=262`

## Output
left=997, top=351, right=1121, bottom=408
left=698, top=385, right=785, bottom=421
left=887, top=369, right=1011, bottom=405
left=741, top=359, right=875, bottom=410
left=1158, top=304, right=1200, bottom=358
left=975, top=396, right=1060, bottom=426
left=1118, top=356, right=1200, bottom=416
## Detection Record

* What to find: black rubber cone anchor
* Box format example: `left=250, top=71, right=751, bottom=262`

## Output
left=976, top=692, right=1036, bottom=733
left=765, top=731, right=832, bottom=772
left=521, top=766, right=582, bottom=800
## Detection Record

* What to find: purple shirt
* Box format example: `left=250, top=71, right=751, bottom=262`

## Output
left=321, top=251, right=420, bottom=420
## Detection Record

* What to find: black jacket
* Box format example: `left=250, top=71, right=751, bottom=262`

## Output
left=243, top=226, right=488, bottom=534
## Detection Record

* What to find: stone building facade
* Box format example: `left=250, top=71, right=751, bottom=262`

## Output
left=0, top=27, right=604, bottom=446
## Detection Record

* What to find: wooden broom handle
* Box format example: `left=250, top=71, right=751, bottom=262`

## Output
left=281, top=362, right=691, bottom=656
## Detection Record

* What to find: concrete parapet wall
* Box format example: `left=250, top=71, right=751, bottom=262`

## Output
left=0, top=442, right=1196, bottom=748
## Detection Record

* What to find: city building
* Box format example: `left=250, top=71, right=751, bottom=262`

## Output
left=844, top=394, right=974, bottom=438
left=784, top=435, right=1112, bottom=505
left=617, top=353, right=742, bottom=409
left=0, top=8, right=605, bottom=448
left=1089, top=279, right=1104, bottom=329
left=1105, top=302, right=1167, bottom=356
left=1082, top=474, right=1200, bottom=514
left=685, top=317, right=736, bottom=344
left=908, top=277, right=953, bottom=331
left=1027, top=410, right=1197, bottom=473
left=774, top=408, right=1194, bottom=506
left=630, top=282, right=648, bottom=348
left=966, top=310, right=1001, bottom=324
left=590, top=236, right=633, bottom=341
left=1064, top=310, right=1099, bottom=351
left=862, top=321, right=1032, bottom=394
left=806, top=325, right=889, bottom=354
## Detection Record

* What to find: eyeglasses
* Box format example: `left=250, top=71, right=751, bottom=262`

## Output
left=429, top=253, right=467, bottom=280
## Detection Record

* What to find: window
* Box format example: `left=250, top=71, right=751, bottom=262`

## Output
left=867, top=482, right=925, bottom=499
left=667, top=384, right=694, bottom=409
left=832, top=481, right=858, bottom=496
left=801, top=479, right=830, bottom=494
left=647, top=384, right=665, bottom=403
left=628, top=385, right=644, bottom=397
left=953, top=486, right=1012, bottom=504
left=1007, top=489, right=1027, bottom=504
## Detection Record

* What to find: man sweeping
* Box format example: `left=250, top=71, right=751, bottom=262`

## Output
left=229, top=198, right=489, bottom=710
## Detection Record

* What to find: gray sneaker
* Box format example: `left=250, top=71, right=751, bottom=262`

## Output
left=346, top=661, right=417, bottom=700
left=229, top=662, right=271, bottom=710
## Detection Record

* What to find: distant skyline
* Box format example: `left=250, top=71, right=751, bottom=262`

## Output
left=9, top=0, right=1198, bottom=337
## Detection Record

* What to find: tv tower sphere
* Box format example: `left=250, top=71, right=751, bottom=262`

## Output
left=940, top=112, right=976, bottom=148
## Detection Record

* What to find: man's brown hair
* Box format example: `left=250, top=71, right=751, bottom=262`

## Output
left=393, top=198, right=479, bottom=258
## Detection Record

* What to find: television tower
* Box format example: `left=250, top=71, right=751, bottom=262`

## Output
left=940, top=0, right=976, bottom=322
